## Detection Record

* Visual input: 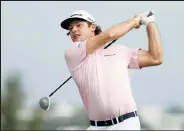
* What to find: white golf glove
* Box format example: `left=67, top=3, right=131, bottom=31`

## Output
left=139, top=10, right=156, bottom=26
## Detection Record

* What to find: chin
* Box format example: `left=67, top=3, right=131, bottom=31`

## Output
left=72, top=38, right=85, bottom=42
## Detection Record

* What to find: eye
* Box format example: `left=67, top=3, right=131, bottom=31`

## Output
left=77, top=23, right=82, bottom=27
left=69, top=26, right=73, bottom=31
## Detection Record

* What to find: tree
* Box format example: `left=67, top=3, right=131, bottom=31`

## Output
left=164, top=103, right=184, bottom=114
left=1, top=72, right=25, bottom=130
left=27, top=107, right=44, bottom=130
left=1, top=71, right=45, bottom=130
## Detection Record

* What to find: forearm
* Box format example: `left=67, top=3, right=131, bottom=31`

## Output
left=86, top=15, right=140, bottom=55
left=147, top=22, right=163, bottom=62
left=106, top=18, right=139, bottom=40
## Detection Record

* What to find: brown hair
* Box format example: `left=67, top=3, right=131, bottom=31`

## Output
left=66, top=21, right=102, bottom=36
left=94, top=25, right=102, bottom=36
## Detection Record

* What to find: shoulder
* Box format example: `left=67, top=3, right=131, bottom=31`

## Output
left=64, top=41, right=80, bottom=53
left=64, top=40, right=87, bottom=58
left=65, top=40, right=87, bottom=50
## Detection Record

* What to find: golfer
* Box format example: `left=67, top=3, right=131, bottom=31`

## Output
left=60, top=10, right=163, bottom=130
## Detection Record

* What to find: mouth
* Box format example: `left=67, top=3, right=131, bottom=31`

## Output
left=74, top=34, right=81, bottom=39
left=74, top=34, right=80, bottom=37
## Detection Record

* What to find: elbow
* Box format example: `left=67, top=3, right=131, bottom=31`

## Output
left=107, top=31, right=117, bottom=40
left=153, top=57, right=163, bottom=65
left=150, top=50, right=163, bottom=66
left=155, top=59, right=163, bottom=65
left=107, top=31, right=115, bottom=39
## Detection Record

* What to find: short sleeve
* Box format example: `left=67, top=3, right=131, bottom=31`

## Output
left=127, top=48, right=141, bottom=69
left=64, top=40, right=87, bottom=71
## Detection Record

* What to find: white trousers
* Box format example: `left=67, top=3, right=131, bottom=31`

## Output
left=86, top=116, right=141, bottom=130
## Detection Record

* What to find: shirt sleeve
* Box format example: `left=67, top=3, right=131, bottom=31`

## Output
left=127, top=47, right=141, bottom=69
left=64, top=40, right=88, bottom=71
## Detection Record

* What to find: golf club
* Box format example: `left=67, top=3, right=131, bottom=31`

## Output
left=39, top=11, right=154, bottom=110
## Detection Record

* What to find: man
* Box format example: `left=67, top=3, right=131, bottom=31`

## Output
left=60, top=10, right=163, bottom=130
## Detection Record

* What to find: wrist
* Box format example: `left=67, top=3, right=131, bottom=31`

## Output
left=145, top=16, right=156, bottom=26
left=146, top=22, right=156, bottom=29
left=145, top=21, right=156, bottom=27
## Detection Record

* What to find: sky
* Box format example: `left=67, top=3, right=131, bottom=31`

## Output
left=1, top=1, right=184, bottom=110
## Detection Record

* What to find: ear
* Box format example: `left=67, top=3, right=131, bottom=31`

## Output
left=90, top=23, right=96, bottom=32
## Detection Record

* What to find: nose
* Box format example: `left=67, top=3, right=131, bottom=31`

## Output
left=71, top=25, right=78, bottom=33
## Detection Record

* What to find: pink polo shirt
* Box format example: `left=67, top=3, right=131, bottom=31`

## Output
left=64, top=40, right=141, bottom=121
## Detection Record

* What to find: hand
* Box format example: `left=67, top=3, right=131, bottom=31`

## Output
left=132, top=15, right=141, bottom=29
left=132, top=10, right=152, bottom=29
left=140, top=10, right=156, bottom=26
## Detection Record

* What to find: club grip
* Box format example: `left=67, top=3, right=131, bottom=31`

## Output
left=147, top=11, right=154, bottom=17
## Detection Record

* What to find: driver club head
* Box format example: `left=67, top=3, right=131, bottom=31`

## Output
left=39, top=96, right=50, bottom=110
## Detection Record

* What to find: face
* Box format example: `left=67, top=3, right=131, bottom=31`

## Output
left=68, top=20, right=96, bottom=42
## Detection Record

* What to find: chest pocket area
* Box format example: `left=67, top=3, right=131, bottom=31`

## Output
left=102, top=50, right=127, bottom=69
left=103, top=50, right=117, bottom=62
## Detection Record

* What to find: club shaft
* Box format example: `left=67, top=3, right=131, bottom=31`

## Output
left=49, top=76, right=72, bottom=97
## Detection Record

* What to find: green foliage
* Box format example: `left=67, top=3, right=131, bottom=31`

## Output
left=165, top=103, right=184, bottom=114
left=1, top=72, right=24, bottom=130
left=27, top=107, right=44, bottom=130
left=1, top=71, right=44, bottom=130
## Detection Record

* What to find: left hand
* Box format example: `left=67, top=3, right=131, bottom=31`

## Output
left=140, top=10, right=156, bottom=25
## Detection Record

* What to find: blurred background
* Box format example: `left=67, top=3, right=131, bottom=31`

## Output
left=1, top=1, right=184, bottom=130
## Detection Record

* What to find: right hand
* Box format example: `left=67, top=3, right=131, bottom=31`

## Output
left=132, top=15, right=141, bottom=29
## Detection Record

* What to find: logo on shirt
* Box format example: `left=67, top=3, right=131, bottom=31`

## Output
left=104, top=54, right=116, bottom=57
